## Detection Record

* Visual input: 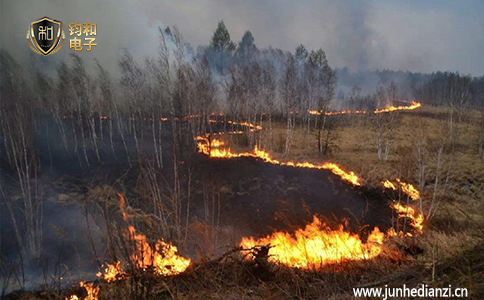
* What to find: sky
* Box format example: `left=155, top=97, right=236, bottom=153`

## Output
left=1, top=0, right=483, bottom=76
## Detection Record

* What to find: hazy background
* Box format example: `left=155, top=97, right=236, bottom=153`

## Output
left=1, top=0, right=483, bottom=75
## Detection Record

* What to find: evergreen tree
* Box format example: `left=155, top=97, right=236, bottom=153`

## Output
left=210, top=21, right=235, bottom=74
left=210, top=21, right=236, bottom=52
left=236, top=30, right=257, bottom=63
left=295, top=44, right=308, bottom=61
left=308, top=49, right=327, bottom=68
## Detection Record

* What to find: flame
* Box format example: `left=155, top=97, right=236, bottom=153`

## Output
left=125, top=225, right=191, bottom=276
left=81, top=282, right=99, bottom=300
left=197, top=139, right=360, bottom=186
left=96, top=194, right=191, bottom=282
left=239, top=205, right=423, bottom=268
left=396, top=179, right=420, bottom=201
left=96, top=261, right=125, bottom=282
left=382, top=179, right=424, bottom=233
left=309, top=110, right=367, bottom=116
left=382, top=179, right=420, bottom=201
left=382, top=180, right=397, bottom=190
left=226, top=120, right=263, bottom=131
left=240, top=215, right=385, bottom=268
left=67, top=282, right=99, bottom=300
left=196, top=132, right=425, bottom=272
left=374, top=101, right=422, bottom=114
left=309, top=101, right=421, bottom=116
left=390, top=203, right=424, bottom=234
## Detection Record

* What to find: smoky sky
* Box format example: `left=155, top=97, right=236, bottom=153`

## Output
left=1, top=0, right=483, bottom=75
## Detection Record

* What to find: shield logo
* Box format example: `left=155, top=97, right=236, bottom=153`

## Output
left=27, top=16, right=65, bottom=55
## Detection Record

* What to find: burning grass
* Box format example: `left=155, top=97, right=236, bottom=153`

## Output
left=95, top=194, right=191, bottom=284
left=66, top=181, right=422, bottom=300
left=196, top=134, right=425, bottom=236
left=11, top=102, right=484, bottom=299
left=308, top=100, right=421, bottom=116
left=61, top=253, right=418, bottom=300
left=97, top=225, right=191, bottom=280
left=190, top=115, right=427, bottom=275
left=239, top=215, right=385, bottom=268
left=14, top=240, right=484, bottom=299
left=196, top=137, right=361, bottom=186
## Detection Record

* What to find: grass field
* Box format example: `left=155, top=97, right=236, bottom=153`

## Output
left=7, top=106, right=484, bottom=299
left=148, top=105, right=484, bottom=299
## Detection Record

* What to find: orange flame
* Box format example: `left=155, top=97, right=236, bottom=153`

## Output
left=382, top=179, right=420, bottom=201
left=374, top=101, right=422, bottom=114
left=81, top=282, right=99, bottom=300
left=240, top=215, right=385, bottom=268
left=198, top=133, right=425, bottom=267
left=309, top=101, right=421, bottom=116
left=197, top=139, right=361, bottom=186
left=67, top=282, right=99, bottom=300
left=226, top=120, right=263, bottom=131
left=96, top=194, right=191, bottom=282
left=69, top=103, right=425, bottom=291
left=125, top=225, right=191, bottom=276
left=382, top=180, right=397, bottom=190
left=309, top=110, right=367, bottom=116
left=96, top=261, right=125, bottom=282
left=396, top=179, right=420, bottom=201
left=382, top=179, right=424, bottom=233
left=390, top=203, right=424, bottom=234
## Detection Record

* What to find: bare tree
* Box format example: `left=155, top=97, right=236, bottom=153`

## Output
left=193, top=56, right=217, bottom=137
left=409, top=118, right=452, bottom=220
left=372, top=85, right=399, bottom=161
left=119, top=49, right=147, bottom=164
left=280, top=55, right=298, bottom=156
left=96, top=60, right=118, bottom=160
left=348, top=85, right=366, bottom=150
left=443, top=74, right=471, bottom=146
left=260, top=62, right=277, bottom=149
left=0, top=50, right=43, bottom=259
left=316, top=50, right=336, bottom=155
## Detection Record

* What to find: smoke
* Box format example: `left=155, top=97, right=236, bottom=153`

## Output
left=370, top=1, right=484, bottom=76
left=1, top=0, right=483, bottom=77
left=133, top=0, right=484, bottom=75
left=135, top=0, right=386, bottom=71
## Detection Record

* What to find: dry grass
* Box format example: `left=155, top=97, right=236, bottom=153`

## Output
left=199, top=106, right=484, bottom=298
left=7, top=106, right=484, bottom=299
left=229, top=106, right=484, bottom=298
